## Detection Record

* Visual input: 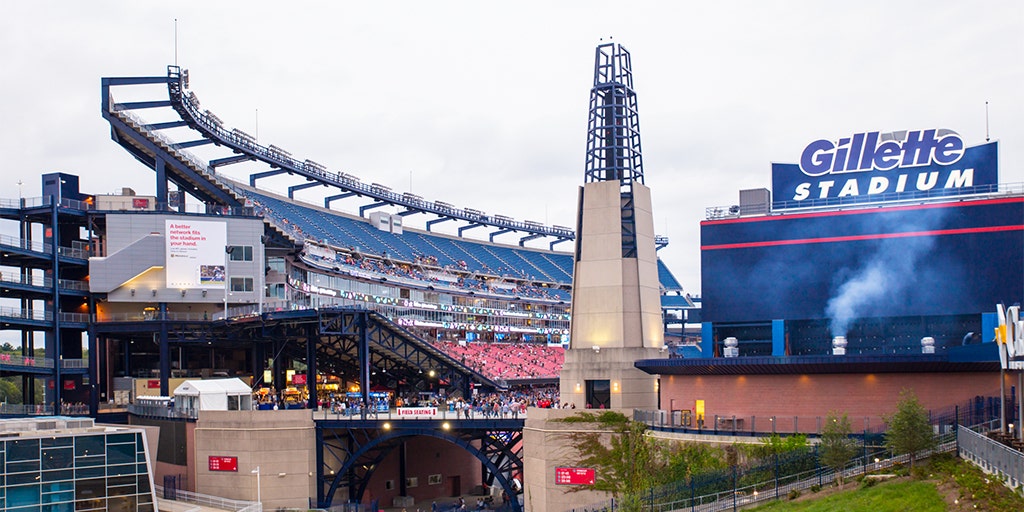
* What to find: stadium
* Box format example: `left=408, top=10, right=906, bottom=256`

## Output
left=0, top=42, right=697, bottom=510
left=635, top=127, right=1023, bottom=433
left=0, top=38, right=1021, bottom=511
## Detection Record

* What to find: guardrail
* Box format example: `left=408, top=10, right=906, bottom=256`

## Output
left=155, top=484, right=258, bottom=512
left=958, top=425, right=1024, bottom=489
left=127, top=404, right=197, bottom=420
left=634, top=410, right=893, bottom=437
left=566, top=436, right=956, bottom=512
left=706, top=182, right=1024, bottom=220
left=0, top=352, right=54, bottom=368
left=0, top=403, right=56, bottom=415
left=0, top=234, right=92, bottom=261
left=0, top=306, right=51, bottom=323
left=313, top=407, right=528, bottom=421
left=60, top=358, right=89, bottom=369
left=0, top=233, right=48, bottom=253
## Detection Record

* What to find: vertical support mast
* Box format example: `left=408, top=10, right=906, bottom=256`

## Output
left=584, top=43, right=645, bottom=258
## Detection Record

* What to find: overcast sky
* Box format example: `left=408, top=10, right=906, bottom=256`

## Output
left=2, top=1, right=1021, bottom=295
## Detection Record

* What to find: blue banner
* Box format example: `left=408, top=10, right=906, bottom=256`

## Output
left=772, top=130, right=998, bottom=209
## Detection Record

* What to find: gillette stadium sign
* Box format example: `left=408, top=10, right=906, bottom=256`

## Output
left=772, top=129, right=998, bottom=208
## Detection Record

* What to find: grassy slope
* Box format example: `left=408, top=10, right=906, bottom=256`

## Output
left=748, top=480, right=945, bottom=512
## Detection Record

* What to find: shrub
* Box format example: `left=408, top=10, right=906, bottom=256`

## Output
left=810, top=484, right=821, bottom=493
left=788, top=489, right=801, bottom=500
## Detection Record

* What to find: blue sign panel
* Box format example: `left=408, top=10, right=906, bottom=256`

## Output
left=772, top=129, right=998, bottom=209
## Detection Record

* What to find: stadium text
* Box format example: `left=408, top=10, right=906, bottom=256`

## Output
left=799, top=129, right=965, bottom=176
left=792, top=168, right=974, bottom=201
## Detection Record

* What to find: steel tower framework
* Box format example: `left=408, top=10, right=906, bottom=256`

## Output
left=583, top=42, right=645, bottom=258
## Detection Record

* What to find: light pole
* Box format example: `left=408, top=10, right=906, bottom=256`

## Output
left=251, top=465, right=262, bottom=511
left=224, top=246, right=234, bottom=319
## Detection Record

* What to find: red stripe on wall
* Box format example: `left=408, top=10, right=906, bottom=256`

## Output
left=702, top=225, right=1024, bottom=251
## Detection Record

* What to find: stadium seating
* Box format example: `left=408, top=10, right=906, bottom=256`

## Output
left=437, top=341, right=565, bottom=381
left=246, top=189, right=577, bottom=285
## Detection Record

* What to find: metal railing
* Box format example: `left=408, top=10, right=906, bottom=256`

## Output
left=565, top=436, right=957, bottom=512
left=0, top=271, right=88, bottom=291
left=0, top=306, right=49, bottom=322
left=958, top=425, right=1024, bottom=489
left=127, top=404, right=197, bottom=420
left=0, top=403, right=56, bottom=415
left=314, top=407, right=528, bottom=421
left=0, top=233, right=91, bottom=260
left=634, top=410, right=889, bottom=437
left=60, top=358, right=89, bottom=369
left=0, top=352, right=54, bottom=369
left=155, top=484, right=258, bottom=512
left=0, top=195, right=93, bottom=211
left=707, top=181, right=1024, bottom=220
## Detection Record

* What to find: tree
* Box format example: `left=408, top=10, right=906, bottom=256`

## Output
left=884, top=389, right=937, bottom=470
left=558, top=411, right=668, bottom=512
left=819, top=410, right=857, bottom=488
left=663, top=441, right=727, bottom=483
left=0, top=378, right=22, bottom=404
left=745, top=433, right=808, bottom=460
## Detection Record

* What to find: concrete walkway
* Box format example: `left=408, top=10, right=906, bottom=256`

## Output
left=156, top=497, right=240, bottom=512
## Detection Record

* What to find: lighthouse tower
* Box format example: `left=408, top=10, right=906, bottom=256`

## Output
left=558, top=42, right=664, bottom=410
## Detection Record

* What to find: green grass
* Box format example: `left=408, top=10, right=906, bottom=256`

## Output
left=743, top=453, right=1024, bottom=512
left=746, top=479, right=945, bottom=512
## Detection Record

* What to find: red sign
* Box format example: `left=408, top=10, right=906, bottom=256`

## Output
left=132, top=198, right=150, bottom=209
left=63, top=380, right=76, bottom=390
left=292, top=373, right=307, bottom=385
left=555, top=467, right=595, bottom=485
left=397, top=407, right=438, bottom=416
left=147, top=380, right=161, bottom=389
left=208, top=456, right=238, bottom=472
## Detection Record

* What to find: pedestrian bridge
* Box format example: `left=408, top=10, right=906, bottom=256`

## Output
left=314, top=412, right=524, bottom=511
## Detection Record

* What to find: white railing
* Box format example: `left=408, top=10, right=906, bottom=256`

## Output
left=958, top=425, right=1024, bottom=489
left=0, top=352, right=53, bottom=369
left=155, top=484, right=259, bottom=512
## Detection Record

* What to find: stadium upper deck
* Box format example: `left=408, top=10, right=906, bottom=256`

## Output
left=99, top=65, right=690, bottom=301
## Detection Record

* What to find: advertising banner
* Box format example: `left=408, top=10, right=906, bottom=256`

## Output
left=772, top=129, right=998, bottom=209
left=165, top=219, right=228, bottom=289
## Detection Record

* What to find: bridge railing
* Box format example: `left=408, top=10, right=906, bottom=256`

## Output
left=313, top=407, right=528, bottom=421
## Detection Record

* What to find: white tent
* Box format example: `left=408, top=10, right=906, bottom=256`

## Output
left=172, top=378, right=253, bottom=414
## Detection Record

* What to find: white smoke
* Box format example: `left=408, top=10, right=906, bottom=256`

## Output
left=826, top=260, right=895, bottom=337
left=826, top=210, right=945, bottom=338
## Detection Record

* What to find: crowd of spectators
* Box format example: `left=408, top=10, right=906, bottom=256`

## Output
left=304, top=249, right=569, bottom=302
left=437, top=341, right=564, bottom=381
left=251, top=197, right=570, bottom=302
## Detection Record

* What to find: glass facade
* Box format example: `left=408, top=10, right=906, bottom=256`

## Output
left=0, top=418, right=156, bottom=512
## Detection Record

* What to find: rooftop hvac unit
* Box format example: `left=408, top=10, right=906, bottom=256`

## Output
left=723, top=337, right=739, bottom=358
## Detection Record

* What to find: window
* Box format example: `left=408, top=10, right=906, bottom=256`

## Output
left=228, top=245, right=254, bottom=261
left=230, top=277, right=254, bottom=292
left=586, top=379, right=611, bottom=409
left=267, top=256, right=286, bottom=273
